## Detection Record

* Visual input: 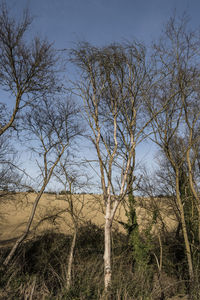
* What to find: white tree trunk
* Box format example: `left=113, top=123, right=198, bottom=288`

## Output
left=104, top=202, right=112, bottom=291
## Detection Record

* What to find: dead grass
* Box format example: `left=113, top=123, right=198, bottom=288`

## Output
left=0, top=192, right=178, bottom=246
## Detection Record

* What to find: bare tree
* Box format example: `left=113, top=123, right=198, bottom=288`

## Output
left=0, top=2, right=60, bottom=136
left=0, top=102, right=31, bottom=192
left=3, top=95, right=81, bottom=266
left=0, top=134, right=20, bottom=191
left=178, top=53, right=200, bottom=245
left=70, top=42, right=161, bottom=291
left=53, top=155, right=90, bottom=291
left=147, top=15, right=200, bottom=282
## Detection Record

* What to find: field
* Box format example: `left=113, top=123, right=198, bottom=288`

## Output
left=0, top=192, right=178, bottom=245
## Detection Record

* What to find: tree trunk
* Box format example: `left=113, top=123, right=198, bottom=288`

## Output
left=104, top=202, right=112, bottom=292
left=3, top=185, right=46, bottom=266
left=186, top=149, right=200, bottom=244
left=3, top=146, right=66, bottom=266
left=66, top=229, right=77, bottom=291
left=175, top=170, right=194, bottom=280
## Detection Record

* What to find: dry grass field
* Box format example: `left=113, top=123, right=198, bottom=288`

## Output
left=0, top=192, right=178, bottom=245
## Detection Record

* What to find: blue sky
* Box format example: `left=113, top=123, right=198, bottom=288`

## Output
left=2, top=0, right=200, bottom=191
left=7, top=0, right=199, bottom=49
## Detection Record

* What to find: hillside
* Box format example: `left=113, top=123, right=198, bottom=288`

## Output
left=0, top=192, right=178, bottom=245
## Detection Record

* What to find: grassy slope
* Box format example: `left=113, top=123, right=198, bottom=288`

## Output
left=0, top=192, right=178, bottom=245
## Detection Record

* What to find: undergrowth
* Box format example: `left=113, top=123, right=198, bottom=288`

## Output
left=0, top=223, right=199, bottom=299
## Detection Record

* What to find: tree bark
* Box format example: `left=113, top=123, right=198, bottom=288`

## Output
left=0, top=92, right=22, bottom=136
left=66, top=229, right=77, bottom=290
left=104, top=201, right=112, bottom=292
left=175, top=169, right=194, bottom=280
left=186, top=148, right=200, bottom=244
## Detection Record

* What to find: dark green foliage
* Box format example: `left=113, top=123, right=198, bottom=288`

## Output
left=120, top=194, right=153, bottom=269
